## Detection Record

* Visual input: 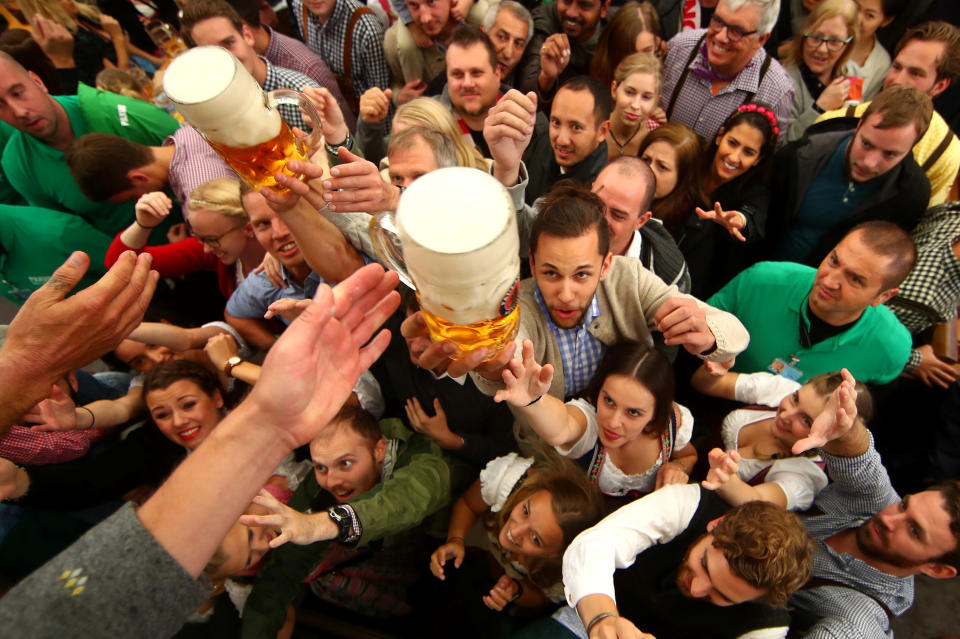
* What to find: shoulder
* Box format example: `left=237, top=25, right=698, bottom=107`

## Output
left=739, top=261, right=814, bottom=284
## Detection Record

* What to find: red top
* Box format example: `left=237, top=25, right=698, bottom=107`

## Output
left=105, top=233, right=237, bottom=299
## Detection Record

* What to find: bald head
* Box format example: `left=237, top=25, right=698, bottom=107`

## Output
left=0, top=53, right=68, bottom=148
left=592, top=157, right=657, bottom=256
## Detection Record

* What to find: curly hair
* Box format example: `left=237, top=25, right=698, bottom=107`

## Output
left=486, top=455, right=604, bottom=588
left=712, top=500, right=816, bottom=607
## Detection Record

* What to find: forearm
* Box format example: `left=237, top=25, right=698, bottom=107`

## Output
left=445, top=493, right=481, bottom=540
left=669, top=444, right=697, bottom=475
left=119, top=223, right=151, bottom=251
left=127, top=322, right=222, bottom=352
left=110, top=34, right=131, bottom=70
left=517, top=399, right=581, bottom=448
left=228, top=361, right=261, bottom=385
left=83, top=394, right=145, bottom=429
left=279, top=200, right=364, bottom=284
left=576, top=594, right=619, bottom=632
left=137, top=400, right=292, bottom=576
left=713, top=474, right=771, bottom=508
left=224, top=313, right=277, bottom=351
left=819, top=420, right=871, bottom=458
left=690, top=365, right=738, bottom=398
left=0, top=360, right=61, bottom=436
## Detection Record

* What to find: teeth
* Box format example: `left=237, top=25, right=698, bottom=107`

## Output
left=280, top=242, right=296, bottom=251
left=180, top=426, right=200, bottom=438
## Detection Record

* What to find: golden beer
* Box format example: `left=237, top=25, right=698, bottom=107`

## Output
left=371, top=167, right=521, bottom=360
left=162, top=47, right=323, bottom=193
left=207, top=120, right=307, bottom=192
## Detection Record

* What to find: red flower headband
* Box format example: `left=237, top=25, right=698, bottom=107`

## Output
left=737, top=104, right=780, bottom=136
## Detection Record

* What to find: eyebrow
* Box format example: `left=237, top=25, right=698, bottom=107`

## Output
left=702, top=548, right=737, bottom=604
left=540, top=261, right=596, bottom=272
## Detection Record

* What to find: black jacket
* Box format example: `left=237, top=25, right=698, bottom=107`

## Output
left=523, top=134, right=608, bottom=204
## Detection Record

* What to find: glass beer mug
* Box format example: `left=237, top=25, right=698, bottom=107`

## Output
left=144, top=19, right=187, bottom=59
left=162, top=46, right=323, bottom=192
left=370, top=167, right=521, bottom=360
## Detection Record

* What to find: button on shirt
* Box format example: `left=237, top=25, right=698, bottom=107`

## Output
left=534, top=287, right=605, bottom=397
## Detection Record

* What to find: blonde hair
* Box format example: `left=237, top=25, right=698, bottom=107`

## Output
left=18, top=0, right=101, bottom=34
left=95, top=68, right=151, bottom=101
left=394, top=97, right=487, bottom=170
left=612, top=51, right=663, bottom=97
left=187, top=178, right=247, bottom=220
left=784, top=0, right=859, bottom=77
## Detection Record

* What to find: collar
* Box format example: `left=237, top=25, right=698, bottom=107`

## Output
left=380, top=437, right=399, bottom=481
left=689, top=31, right=766, bottom=93
left=533, top=285, right=600, bottom=331
left=558, top=140, right=609, bottom=179
left=624, top=229, right=643, bottom=259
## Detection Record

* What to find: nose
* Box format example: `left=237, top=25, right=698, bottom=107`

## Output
left=503, top=42, right=515, bottom=63
left=689, top=573, right=711, bottom=598
left=172, top=409, right=189, bottom=427
left=556, top=127, right=571, bottom=146
left=558, top=280, right=575, bottom=303
left=271, top=217, right=290, bottom=239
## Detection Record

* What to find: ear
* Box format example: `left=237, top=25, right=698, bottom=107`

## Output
left=715, top=126, right=726, bottom=147
left=600, top=0, right=610, bottom=19
left=528, top=249, right=535, bottom=276
left=706, top=515, right=725, bottom=532
left=929, top=76, right=951, bottom=99
left=610, top=80, right=618, bottom=98
left=127, top=169, right=151, bottom=185
left=880, top=15, right=895, bottom=28
left=244, top=221, right=255, bottom=238
left=26, top=70, right=49, bottom=95
left=636, top=210, right=652, bottom=229
left=241, top=23, right=256, bottom=47
left=871, top=287, right=899, bottom=306
left=67, top=370, right=79, bottom=393
left=598, top=251, right=613, bottom=281
left=597, top=118, right=611, bottom=142
left=213, top=389, right=225, bottom=410
left=756, top=31, right=771, bottom=47
left=918, top=562, right=958, bottom=580
left=374, top=437, right=387, bottom=463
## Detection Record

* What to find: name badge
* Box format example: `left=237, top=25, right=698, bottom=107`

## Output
left=768, top=357, right=803, bottom=381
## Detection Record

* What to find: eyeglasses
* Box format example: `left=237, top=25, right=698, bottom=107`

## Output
left=803, top=33, right=853, bottom=52
left=191, top=224, right=245, bottom=250
left=708, top=14, right=758, bottom=43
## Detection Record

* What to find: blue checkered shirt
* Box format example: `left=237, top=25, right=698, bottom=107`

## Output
left=534, top=287, right=606, bottom=398
left=262, top=58, right=320, bottom=134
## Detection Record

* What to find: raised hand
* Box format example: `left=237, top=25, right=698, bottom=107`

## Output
left=396, top=79, right=428, bottom=106
left=539, top=34, right=571, bottom=86
left=703, top=358, right=736, bottom=376
left=240, top=488, right=337, bottom=547
left=701, top=448, right=741, bottom=491
left=654, top=297, right=715, bottom=355
left=494, top=339, right=553, bottom=406
left=429, top=537, right=465, bottom=580
left=134, top=191, right=173, bottom=228
left=359, top=87, right=393, bottom=123
left=264, top=297, right=311, bottom=323
left=792, top=368, right=859, bottom=455
left=815, top=76, right=851, bottom=112
left=450, top=0, right=475, bottom=22
left=695, top=202, right=747, bottom=242
left=485, top=90, right=537, bottom=187
left=0, top=458, right=29, bottom=501
left=482, top=574, right=519, bottom=611
left=203, top=333, right=239, bottom=372
left=31, top=14, right=75, bottom=68
left=23, top=384, right=79, bottom=432
left=300, top=85, right=348, bottom=144
left=654, top=460, right=689, bottom=490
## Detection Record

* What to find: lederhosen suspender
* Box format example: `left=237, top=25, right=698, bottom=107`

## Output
left=301, top=4, right=372, bottom=112
left=665, top=33, right=773, bottom=121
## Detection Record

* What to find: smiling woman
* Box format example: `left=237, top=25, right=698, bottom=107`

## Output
left=143, top=360, right=227, bottom=451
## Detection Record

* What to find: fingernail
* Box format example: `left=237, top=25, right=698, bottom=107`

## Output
left=66, top=251, right=85, bottom=267
left=323, top=192, right=332, bottom=201
left=322, top=181, right=332, bottom=190
left=442, top=342, right=457, bottom=354
left=331, top=168, right=339, bottom=177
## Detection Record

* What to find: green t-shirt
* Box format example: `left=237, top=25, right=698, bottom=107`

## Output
left=0, top=204, right=111, bottom=304
left=708, top=261, right=911, bottom=384
left=0, top=84, right=179, bottom=237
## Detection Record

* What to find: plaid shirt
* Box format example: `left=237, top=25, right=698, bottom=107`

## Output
left=887, top=201, right=960, bottom=370
left=660, top=29, right=794, bottom=145
left=0, top=425, right=103, bottom=465
left=164, top=125, right=237, bottom=208
left=791, top=434, right=910, bottom=638
left=262, top=58, right=321, bottom=133
left=289, top=0, right=390, bottom=106
left=264, top=26, right=357, bottom=131
left=534, top=286, right=606, bottom=397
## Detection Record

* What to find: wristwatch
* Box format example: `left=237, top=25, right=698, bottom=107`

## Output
left=327, top=504, right=362, bottom=544
left=223, top=356, right=243, bottom=377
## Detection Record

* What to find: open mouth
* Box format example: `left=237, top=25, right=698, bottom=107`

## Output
left=178, top=425, right=201, bottom=440
left=277, top=240, right=298, bottom=258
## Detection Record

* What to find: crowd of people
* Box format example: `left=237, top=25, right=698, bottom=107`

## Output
left=0, top=0, right=957, bottom=637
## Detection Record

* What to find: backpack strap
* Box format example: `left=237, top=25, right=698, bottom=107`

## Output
left=665, top=32, right=707, bottom=121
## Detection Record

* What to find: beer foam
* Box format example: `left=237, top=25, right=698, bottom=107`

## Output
left=398, top=168, right=512, bottom=254
left=163, top=46, right=281, bottom=148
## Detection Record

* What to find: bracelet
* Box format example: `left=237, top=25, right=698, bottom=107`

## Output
left=134, top=219, right=158, bottom=230
left=324, top=130, right=352, bottom=155
left=525, top=395, right=543, bottom=407
left=446, top=535, right=465, bottom=544
left=586, top=612, right=618, bottom=636
left=79, top=406, right=95, bottom=430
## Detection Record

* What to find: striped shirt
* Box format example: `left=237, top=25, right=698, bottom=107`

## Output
left=164, top=125, right=237, bottom=208
left=534, top=286, right=606, bottom=397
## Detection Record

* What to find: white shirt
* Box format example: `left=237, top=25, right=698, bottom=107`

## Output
left=624, top=230, right=644, bottom=260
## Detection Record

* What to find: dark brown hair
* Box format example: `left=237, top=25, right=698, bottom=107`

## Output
left=589, top=1, right=660, bottom=87
left=530, top=180, right=610, bottom=257
left=895, top=20, right=960, bottom=85
left=143, top=360, right=223, bottom=401
left=448, top=23, right=498, bottom=72
left=584, top=341, right=675, bottom=438
left=64, top=133, right=153, bottom=201
left=928, top=481, right=960, bottom=570
left=846, top=220, right=917, bottom=290
left=861, top=84, right=933, bottom=144
left=637, top=123, right=706, bottom=226
left=181, top=0, right=245, bottom=45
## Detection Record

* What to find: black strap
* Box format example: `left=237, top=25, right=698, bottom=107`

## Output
left=921, top=127, right=956, bottom=172
left=845, top=104, right=858, bottom=117
left=741, top=53, right=773, bottom=106
left=801, top=577, right=895, bottom=625
left=665, top=33, right=706, bottom=121
left=887, top=295, right=943, bottom=325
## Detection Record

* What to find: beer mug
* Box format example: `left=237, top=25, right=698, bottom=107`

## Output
left=370, top=167, right=521, bottom=359
left=162, top=46, right=323, bottom=192
left=144, top=20, right=187, bottom=59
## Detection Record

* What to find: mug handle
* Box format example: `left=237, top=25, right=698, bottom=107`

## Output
left=369, top=211, right=415, bottom=290
left=266, top=89, right=323, bottom=159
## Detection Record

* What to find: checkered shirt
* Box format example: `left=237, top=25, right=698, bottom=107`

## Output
left=289, top=0, right=390, bottom=106
left=264, top=26, right=357, bottom=131
left=887, top=201, right=960, bottom=369
left=0, top=425, right=104, bottom=465
left=262, top=58, right=321, bottom=133
left=165, top=125, right=237, bottom=208
left=534, top=286, right=606, bottom=397
left=660, top=29, right=794, bottom=145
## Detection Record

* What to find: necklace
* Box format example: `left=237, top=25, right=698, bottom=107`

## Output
left=609, top=121, right=644, bottom=156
